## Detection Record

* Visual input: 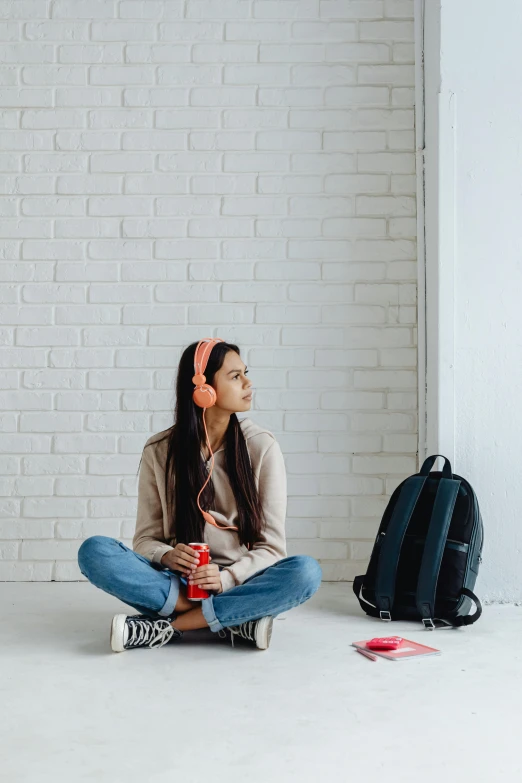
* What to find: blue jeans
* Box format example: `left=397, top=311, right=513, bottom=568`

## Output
left=77, top=536, right=322, bottom=632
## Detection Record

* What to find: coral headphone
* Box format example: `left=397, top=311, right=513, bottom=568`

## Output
left=192, top=337, right=243, bottom=539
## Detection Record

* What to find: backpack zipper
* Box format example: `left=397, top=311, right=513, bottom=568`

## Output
left=404, top=534, right=469, bottom=553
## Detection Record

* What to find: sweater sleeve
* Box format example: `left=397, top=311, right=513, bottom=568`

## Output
left=132, top=444, right=174, bottom=566
left=218, top=439, right=288, bottom=593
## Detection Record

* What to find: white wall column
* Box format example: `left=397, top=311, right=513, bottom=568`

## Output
left=422, top=0, right=522, bottom=601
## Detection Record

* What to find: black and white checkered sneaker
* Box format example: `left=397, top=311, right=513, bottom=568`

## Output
left=222, top=616, right=274, bottom=650
left=110, top=613, right=183, bottom=652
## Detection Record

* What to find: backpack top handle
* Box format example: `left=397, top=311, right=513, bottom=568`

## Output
left=419, top=454, right=453, bottom=478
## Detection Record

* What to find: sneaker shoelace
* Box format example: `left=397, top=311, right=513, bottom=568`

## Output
left=228, top=620, right=256, bottom=649
left=125, top=617, right=178, bottom=649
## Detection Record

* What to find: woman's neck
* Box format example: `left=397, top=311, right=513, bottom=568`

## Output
left=201, top=409, right=230, bottom=457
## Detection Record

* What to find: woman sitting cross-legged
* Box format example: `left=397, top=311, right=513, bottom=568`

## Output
left=77, top=338, right=322, bottom=653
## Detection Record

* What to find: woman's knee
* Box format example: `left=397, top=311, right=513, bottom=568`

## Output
left=77, top=535, right=118, bottom=575
left=288, top=555, right=322, bottom=594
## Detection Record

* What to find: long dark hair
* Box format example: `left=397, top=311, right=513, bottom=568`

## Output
left=137, top=340, right=265, bottom=548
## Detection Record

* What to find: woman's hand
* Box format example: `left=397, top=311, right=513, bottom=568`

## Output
left=188, top=562, right=223, bottom=595
left=160, top=543, right=201, bottom=576
left=160, top=545, right=223, bottom=594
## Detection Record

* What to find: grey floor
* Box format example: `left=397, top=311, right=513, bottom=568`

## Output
left=3, top=580, right=521, bottom=782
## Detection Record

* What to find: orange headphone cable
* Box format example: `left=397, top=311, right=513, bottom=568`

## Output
left=193, top=339, right=249, bottom=548
left=196, top=407, right=215, bottom=522
left=196, top=406, right=232, bottom=531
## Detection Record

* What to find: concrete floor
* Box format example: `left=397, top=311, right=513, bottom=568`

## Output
left=2, top=581, right=521, bottom=782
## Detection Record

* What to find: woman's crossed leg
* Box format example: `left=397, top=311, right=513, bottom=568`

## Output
left=77, top=535, right=322, bottom=651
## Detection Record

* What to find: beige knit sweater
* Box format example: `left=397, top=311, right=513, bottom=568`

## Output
left=132, top=417, right=288, bottom=593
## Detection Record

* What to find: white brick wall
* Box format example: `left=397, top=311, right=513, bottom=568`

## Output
left=0, top=0, right=417, bottom=582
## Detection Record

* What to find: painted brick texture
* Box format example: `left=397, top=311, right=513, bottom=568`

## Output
left=0, top=0, right=417, bottom=582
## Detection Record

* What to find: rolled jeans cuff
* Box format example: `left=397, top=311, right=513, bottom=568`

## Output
left=157, top=571, right=180, bottom=618
left=201, top=595, right=224, bottom=632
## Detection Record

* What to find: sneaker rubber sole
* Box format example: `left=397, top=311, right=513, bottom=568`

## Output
left=110, top=613, right=128, bottom=653
left=255, top=616, right=274, bottom=650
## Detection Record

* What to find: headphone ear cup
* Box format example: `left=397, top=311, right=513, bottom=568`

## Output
left=193, top=384, right=217, bottom=408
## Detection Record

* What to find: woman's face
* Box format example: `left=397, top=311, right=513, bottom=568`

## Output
left=212, top=351, right=253, bottom=413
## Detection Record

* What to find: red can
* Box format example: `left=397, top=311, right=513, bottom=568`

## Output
left=186, top=542, right=210, bottom=601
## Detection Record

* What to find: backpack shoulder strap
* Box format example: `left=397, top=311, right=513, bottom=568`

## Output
left=415, top=477, right=461, bottom=628
left=374, top=475, right=428, bottom=620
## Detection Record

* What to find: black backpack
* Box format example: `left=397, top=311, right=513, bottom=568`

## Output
left=353, top=455, right=484, bottom=631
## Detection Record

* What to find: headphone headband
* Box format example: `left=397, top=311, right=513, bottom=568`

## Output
left=193, top=337, right=225, bottom=378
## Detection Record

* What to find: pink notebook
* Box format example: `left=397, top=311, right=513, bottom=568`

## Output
left=351, top=637, right=441, bottom=661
